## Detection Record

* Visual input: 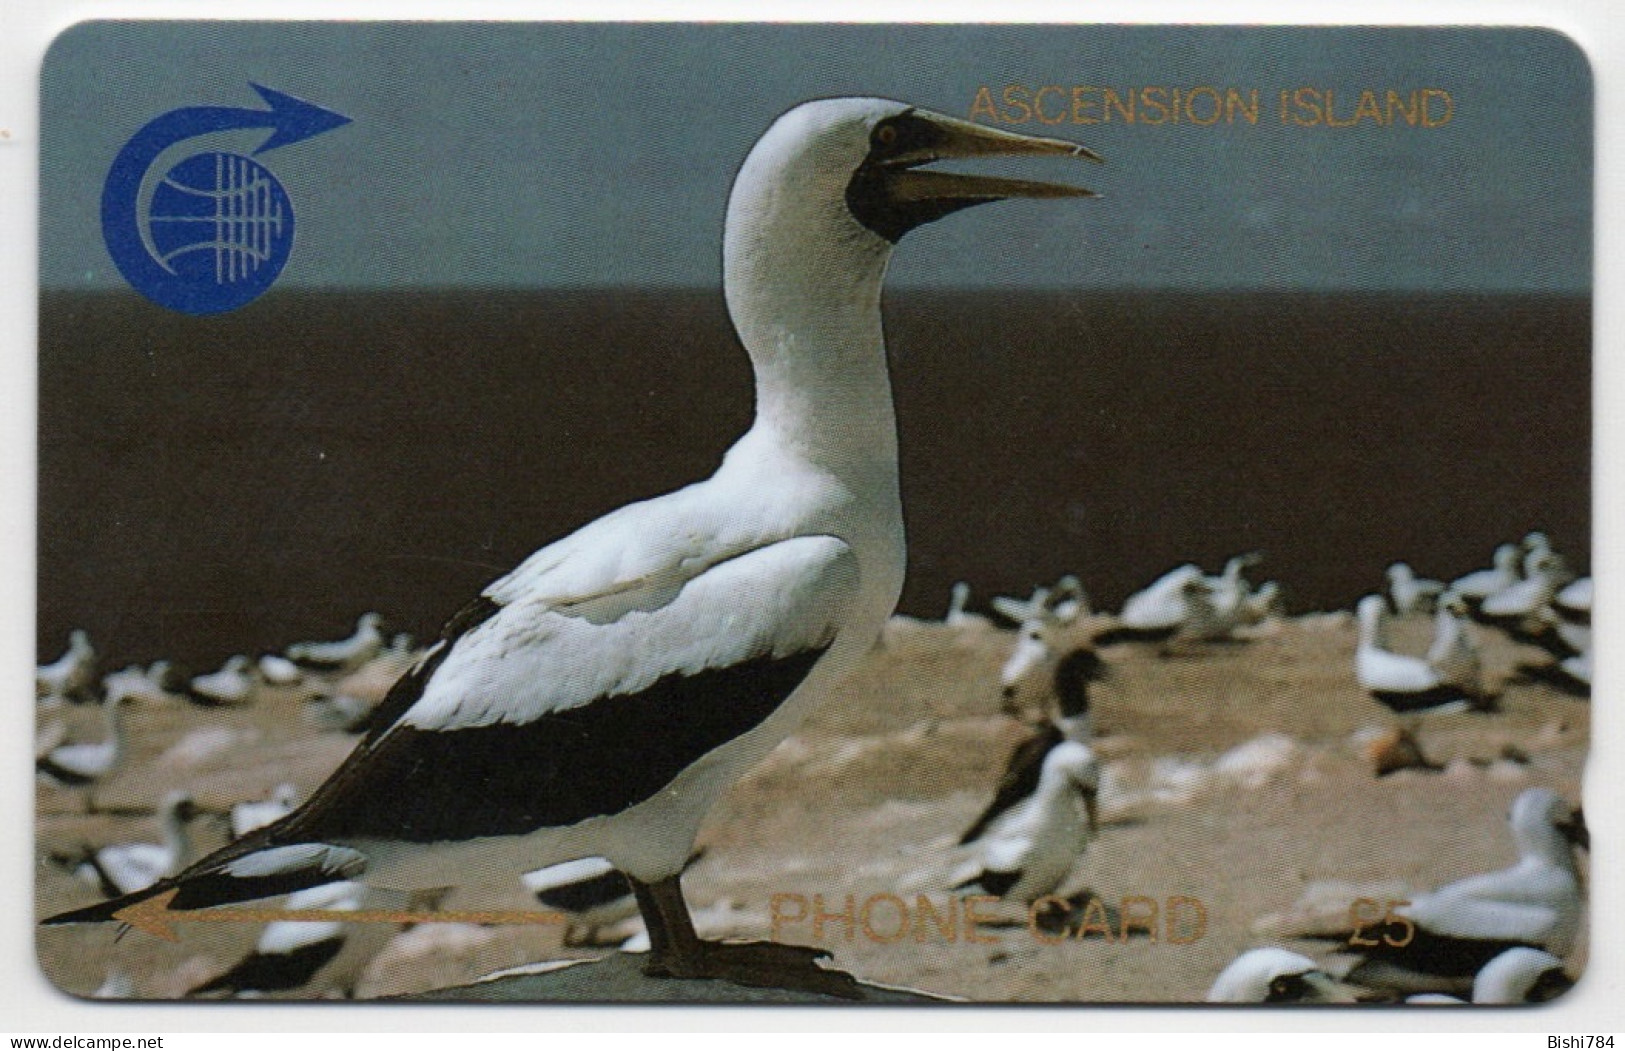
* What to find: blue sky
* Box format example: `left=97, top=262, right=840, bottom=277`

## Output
left=41, top=22, right=1592, bottom=292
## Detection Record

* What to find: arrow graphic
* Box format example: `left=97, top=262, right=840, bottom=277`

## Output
left=101, top=84, right=350, bottom=314
left=116, top=888, right=566, bottom=943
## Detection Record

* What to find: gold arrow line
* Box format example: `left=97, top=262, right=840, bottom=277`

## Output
left=115, top=888, right=567, bottom=942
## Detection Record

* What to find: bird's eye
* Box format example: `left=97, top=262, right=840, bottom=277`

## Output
left=874, top=123, right=898, bottom=147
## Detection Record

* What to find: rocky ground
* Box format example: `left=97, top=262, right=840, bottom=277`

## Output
left=34, top=609, right=1588, bottom=1004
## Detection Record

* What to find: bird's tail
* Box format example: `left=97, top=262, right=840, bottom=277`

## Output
left=42, top=840, right=367, bottom=934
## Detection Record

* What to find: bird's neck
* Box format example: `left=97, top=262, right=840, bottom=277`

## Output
left=723, top=186, right=900, bottom=476
left=161, top=809, right=192, bottom=869
left=102, top=701, right=127, bottom=757
left=1518, top=825, right=1579, bottom=871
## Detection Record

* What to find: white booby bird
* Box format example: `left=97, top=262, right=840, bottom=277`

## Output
left=188, top=880, right=364, bottom=998
left=1386, top=562, right=1444, bottom=617
left=1047, top=575, right=1089, bottom=625
left=60, top=791, right=202, bottom=898
left=303, top=691, right=377, bottom=734
left=1206, top=948, right=1364, bottom=1003
left=951, top=738, right=1099, bottom=906
left=36, top=693, right=132, bottom=805
left=102, top=662, right=182, bottom=707
left=1554, top=576, right=1592, bottom=624
left=1424, top=591, right=1485, bottom=701
left=44, top=98, right=1100, bottom=999
left=1355, top=594, right=1481, bottom=713
left=1467, top=947, right=1574, bottom=1004
left=966, top=644, right=1101, bottom=847
left=1327, top=788, right=1586, bottom=991
left=1450, top=543, right=1521, bottom=608
left=257, top=654, right=307, bottom=688
left=186, top=655, right=259, bottom=707
left=231, top=783, right=302, bottom=839
left=37, top=628, right=97, bottom=705
left=1096, top=563, right=1211, bottom=645
left=991, top=585, right=1052, bottom=626
left=1406, top=946, right=1577, bottom=1004
left=1178, top=552, right=1264, bottom=642
left=1480, top=550, right=1570, bottom=624
left=943, top=582, right=989, bottom=629
left=286, top=612, right=385, bottom=672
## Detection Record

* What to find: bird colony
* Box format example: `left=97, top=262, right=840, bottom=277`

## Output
left=35, top=99, right=1587, bottom=1005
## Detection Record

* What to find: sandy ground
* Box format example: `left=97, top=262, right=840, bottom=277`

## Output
left=34, top=609, right=1588, bottom=1004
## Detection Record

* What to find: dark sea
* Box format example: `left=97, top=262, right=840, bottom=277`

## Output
left=38, top=289, right=1590, bottom=669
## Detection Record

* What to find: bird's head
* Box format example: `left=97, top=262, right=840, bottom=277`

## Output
left=1206, top=948, right=1365, bottom=1003
left=730, top=98, right=1100, bottom=251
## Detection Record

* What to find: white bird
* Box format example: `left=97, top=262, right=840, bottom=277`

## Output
left=101, top=662, right=181, bottom=707
left=303, top=691, right=376, bottom=734
left=999, top=619, right=1053, bottom=715
left=943, top=582, right=988, bottom=629
left=1387, top=562, right=1444, bottom=616
left=45, top=98, right=1100, bottom=1000
left=1450, top=543, right=1520, bottom=606
left=1180, top=553, right=1263, bottom=641
left=1355, top=594, right=1478, bottom=713
left=1554, top=576, right=1592, bottom=623
left=37, top=629, right=97, bottom=705
left=188, top=880, right=364, bottom=998
left=1206, top=948, right=1363, bottom=1003
left=1237, top=579, right=1284, bottom=626
left=521, top=856, right=641, bottom=947
left=187, top=655, right=259, bottom=707
left=36, top=693, right=132, bottom=801
left=1481, top=551, right=1570, bottom=622
left=953, top=739, right=1100, bottom=906
left=232, top=783, right=302, bottom=839
left=1424, top=591, right=1484, bottom=700
left=1117, top=563, right=1203, bottom=633
left=257, top=654, right=306, bottom=688
left=64, top=792, right=201, bottom=897
left=1047, top=575, right=1089, bottom=625
left=966, top=646, right=1101, bottom=847
left=1333, top=787, right=1586, bottom=990
left=286, top=612, right=385, bottom=672
left=1433, top=947, right=1573, bottom=1004
left=991, top=585, right=1051, bottom=626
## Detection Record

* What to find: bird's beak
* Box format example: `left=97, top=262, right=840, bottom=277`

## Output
left=1559, top=807, right=1589, bottom=850
left=883, top=111, right=1102, bottom=206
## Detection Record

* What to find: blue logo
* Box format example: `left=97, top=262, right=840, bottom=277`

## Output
left=101, top=84, right=349, bottom=315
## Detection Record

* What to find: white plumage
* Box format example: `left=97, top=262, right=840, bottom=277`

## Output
left=953, top=739, right=1099, bottom=905
left=1355, top=594, right=1475, bottom=711
left=70, top=792, right=200, bottom=897
left=1118, top=563, right=1205, bottom=632
left=287, top=612, right=385, bottom=671
left=943, top=581, right=989, bottom=630
left=189, top=880, right=364, bottom=998
left=1450, top=543, right=1520, bottom=604
left=1386, top=562, right=1444, bottom=616
left=46, top=98, right=1099, bottom=999
left=232, top=783, right=302, bottom=839
left=1423, top=592, right=1483, bottom=698
left=37, top=629, right=97, bottom=704
left=36, top=693, right=130, bottom=792
left=1206, top=948, right=1362, bottom=1003
left=188, top=655, right=259, bottom=706
left=1342, top=787, right=1586, bottom=991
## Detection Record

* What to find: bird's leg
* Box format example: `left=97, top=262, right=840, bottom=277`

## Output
left=628, top=874, right=862, bottom=1000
